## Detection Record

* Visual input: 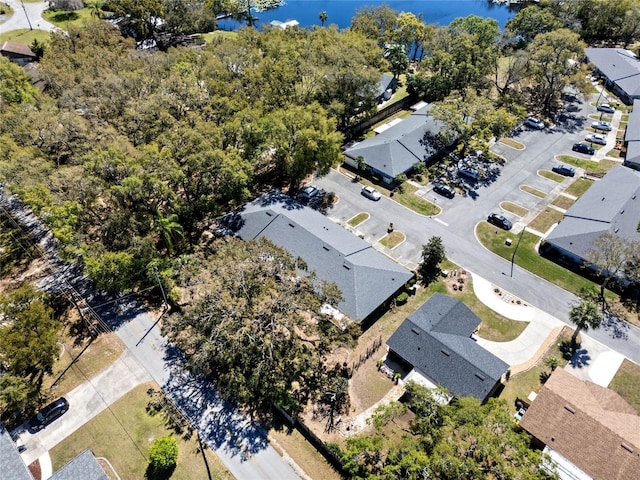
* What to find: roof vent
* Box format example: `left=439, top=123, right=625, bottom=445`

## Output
left=621, top=443, right=634, bottom=453
left=440, top=349, right=450, bottom=357
left=343, top=263, right=351, bottom=270
left=289, top=223, right=295, bottom=228
left=266, top=211, right=273, bottom=217
left=602, top=197, right=605, bottom=201
left=322, top=246, right=330, bottom=252
left=614, top=228, right=619, bottom=233
left=411, top=327, right=420, bottom=335
left=564, top=405, right=576, bottom=414
left=620, top=209, right=625, bottom=214
left=633, top=195, right=636, bottom=200
left=474, top=373, right=485, bottom=381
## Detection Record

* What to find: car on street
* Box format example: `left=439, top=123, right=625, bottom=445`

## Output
left=592, top=120, right=612, bottom=131
left=552, top=165, right=576, bottom=177
left=597, top=103, right=615, bottom=114
left=433, top=182, right=455, bottom=199
left=585, top=133, right=607, bottom=145
left=487, top=213, right=512, bottom=230
left=572, top=143, right=595, bottom=155
left=29, top=397, right=69, bottom=431
left=524, top=116, right=545, bottom=129
left=299, top=185, right=319, bottom=202
left=361, top=185, right=381, bottom=201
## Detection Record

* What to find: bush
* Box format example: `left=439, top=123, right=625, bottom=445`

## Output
left=396, top=292, right=409, bottom=304
left=149, top=437, right=178, bottom=471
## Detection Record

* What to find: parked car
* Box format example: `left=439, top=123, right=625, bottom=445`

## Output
left=29, top=397, right=69, bottom=431
left=524, top=116, right=545, bottom=129
left=552, top=165, right=576, bottom=177
left=299, top=185, right=319, bottom=202
left=585, top=133, right=607, bottom=145
left=487, top=213, right=512, bottom=231
left=458, top=166, right=479, bottom=181
left=572, top=143, right=595, bottom=155
left=597, top=103, right=615, bottom=114
left=361, top=185, right=381, bottom=201
left=433, top=182, right=455, bottom=199
left=591, top=120, right=612, bottom=131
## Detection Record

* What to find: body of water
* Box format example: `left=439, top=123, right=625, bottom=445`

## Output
left=217, top=0, right=517, bottom=31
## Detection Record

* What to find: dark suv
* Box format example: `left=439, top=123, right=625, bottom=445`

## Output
left=552, top=165, right=576, bottom=177
left=433, top=182, right=455, bottom=199
left=572, top=143, right=594, bottom=155
left=29, top=397, right=69, bottom=431
left=487, top=213, right=512, bottom=231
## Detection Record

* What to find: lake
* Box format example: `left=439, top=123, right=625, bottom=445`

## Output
left=217, top=0, right=517, bottom=31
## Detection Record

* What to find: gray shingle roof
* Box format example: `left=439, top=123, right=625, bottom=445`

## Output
left=545, top=165, right=640, bottom=260
left=586, top=48, right=640, bottom=98
left=625, top=100, right=640, bottom=168
left=0, top=424, right=32, bottom=480
left=387, top=293, right=509, bottom=401
left=344, top=104, right=443, bottom=179
left=50, top=449, right=109, bottom=480
left=230, top=192, right=413, bottom=321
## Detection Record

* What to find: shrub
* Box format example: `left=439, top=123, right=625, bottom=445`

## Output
left=149, top=437, right=178, bottom=471
left=396, top=292, right=409, bottom=304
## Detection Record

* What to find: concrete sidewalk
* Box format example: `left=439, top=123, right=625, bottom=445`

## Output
left=16, top=350, right=152, bottom=466
left=470, top=272, right=624, bottom=385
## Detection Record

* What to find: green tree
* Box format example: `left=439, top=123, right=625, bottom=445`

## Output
left=585, top=232, right=640, bottom=300
left=106, top=0, right=164, bottom=39
left=0, top=285, right=60, bottom=388
left=386, top=44, right=408, bottom=79
left=154, top=213, right=184, bottom=253
left=419, top=236, right=446, bottom=285
left=0, top=57, right=39, bottom=110
left=0, top=374, right=36, bottom=417
left=148, top=436, right=178, bottom=470
left=506, top=5, right=563, bottom=44
left=350, top=4, right=398, bottom=46
left=569, top=299, right=602, bottom=346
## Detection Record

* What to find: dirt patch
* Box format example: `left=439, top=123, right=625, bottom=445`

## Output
left=28, top=459, right=42, bottom=480
left=442, top=268, right=469, bottom=294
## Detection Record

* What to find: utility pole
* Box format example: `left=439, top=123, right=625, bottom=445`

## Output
left=153, top=265, right=168, bottom=310
left=510, top=225, right=527, bottom=278
left=20, top=0, right=33, bottom=30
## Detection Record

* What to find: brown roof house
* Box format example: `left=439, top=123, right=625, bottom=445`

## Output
left=0, top=41, right=36, bottom=66
left=520, top=368, right=640, bottom=480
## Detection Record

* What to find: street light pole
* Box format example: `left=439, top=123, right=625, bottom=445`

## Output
left=510, top=225, right=526, bottom=277
left=20, top=0, right=33, bottom=31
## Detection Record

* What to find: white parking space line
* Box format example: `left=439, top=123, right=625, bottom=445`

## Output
left=434, top=218, right=449, bottom=227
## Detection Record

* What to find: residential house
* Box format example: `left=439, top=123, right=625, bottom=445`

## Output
left=585, top=48, right=640, bottom=105
left=227, top=192, right=413, bottom=323
left=519, top=368, right=640, bottom=480
left=386, top=293, right=509, bottom=402
left=377, top=74, right=397, bottom=104
left=543, top=165, right=640, bottom=271
left=624, top=99, right=640, bottom=171
left=0, top=41, right=36, bottom=66
left=343, top=102, right=445, bottom=184
left=0, top=424, right=108, bottom=480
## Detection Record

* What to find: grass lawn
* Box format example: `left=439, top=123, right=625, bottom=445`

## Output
left=520, top=185, right=547, bottom=198
left=0, top=28, right=50, bottom=45
left=391, top=183, right=440, bottom=216
left=500, top=327, right=573, bottom=412
left=347, top=212, right=369, bottom=227
left=0, top=4, right=13, bottom=15
left=528, top=207, right=564, bottom=234
left=43, top=7, right=94, bottom=28
left=564, top=177, right=593, bottom=197
left=608, top=359, right=640, bottom=413
left=199, top=30, right=239, bottom=43
left=500, top=201, right=528, bottom=217
left=379, top=230, right=405, bottom=249
left=538, top=170, right=564, bottom=182
left=50, top=383, right=233, bottom=480
left=556, top=155, right=617, bottom=174
left=43, top=328, right=126, bottom=399
left=476, top=222, right=602, bottom=296
left=551, top=195, right=575, bottom=210
left=499, top=138, right=525, bottom=150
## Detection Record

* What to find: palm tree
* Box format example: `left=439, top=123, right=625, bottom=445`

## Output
left=569, top=299, right=602, bottom=347
left=319, top=10, right=328, bottom=26
left=87, top=0, right=104, bottom=18
left=154, top=213, right=184, bottom=253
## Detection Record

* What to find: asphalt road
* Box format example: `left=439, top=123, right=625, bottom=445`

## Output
left=1, top=0, right=56, bottom=33
left=313, top=93, right=640, bottom=364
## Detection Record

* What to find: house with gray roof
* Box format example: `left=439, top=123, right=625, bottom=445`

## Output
left=344, top=102, right=445, bottom=184
left=544, top=165, right=640, bottom=268
left=585, top=48, right=640, bottom=104
left=386, top=293, right=509, bottom=402
left=624, top=99, right=640, bottom=171
left=0, top=424, right=108, bottom=480
left=228, top=192, right=413, bottom=322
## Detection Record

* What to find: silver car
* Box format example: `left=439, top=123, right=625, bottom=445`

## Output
left=591, top=121, right=612, bottom=131
left=585, top=133, right=607, bottom=145
left=361, top=185, right=381, bottom=201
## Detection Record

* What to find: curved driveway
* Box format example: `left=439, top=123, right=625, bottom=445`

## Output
left=1, top=0, right=56, bottom=34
